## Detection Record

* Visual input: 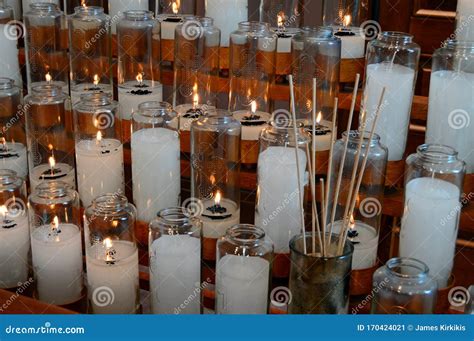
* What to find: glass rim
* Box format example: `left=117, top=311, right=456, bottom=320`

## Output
left=91, top=192, right=129, bottom=211
left=225, top=224, right=266, bottom=244
left=416, top=143, right=459, bottom=163
left=289, top=232, right=354, bottom=260
left=385, top=257, right=429, bottom=279
left=73, top=5, right=105, bottom=15
left=123, top=9, right=154, bottom=20
left=377, top=31, right=414, bottom=42
left=33, top=180, right=73, bottom=198
left=0, top=77, right=14, bottom=90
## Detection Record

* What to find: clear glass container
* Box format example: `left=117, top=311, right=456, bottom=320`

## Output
left=28, top=181, right=83, bottom=305
left=174, top=16, right=220, bottom=118
left=68, top=6, right=113, bottom=104
left=25, top=84, right=75, bottom=191
left=229, top=22, right=276, bottom=114
left=327, top=130, right=387, bottom=270
left=291, top=27, right=340, bottom=122
left=84, top=193, right=139, bottom=314
left=64, top=0, right=106, bottom=15
left=216, top=224, right=273, bottom=314
left=401, top=144, right=465, bottom=289
left=117, top=10, right=163, bottom=121
left=426, top=41, right=474, bottom=174
left=259, top=0, right=302, bottom=28
left=361, top=32, right=420, bottom=161
left=371, top=257, right=438, bottom=314
left=0, top=170, right=30, bottom=289
left=73, top=92, right=124, bottom=208
left=157, top=0, right=196, bottom=14
left=148, top=207, right=202, bottom=314
left=0, top=78, right=28, bottom=179
left=109, top=0, right=149, bottom=34
left=323, top=0, right=369, bottom=27
left=131, top=101, right=180, bottom=223
left=0, top=2, right=13, bottom=23
left=190, top=109, right=241, bottom=311
left=24, top=3, right=69, bottom=92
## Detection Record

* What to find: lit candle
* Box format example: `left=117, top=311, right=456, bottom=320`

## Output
left=305, top=112, right=333, bottom=152
left=0, top=21, right=22, bottom=87
left=0, top=138, right=28, bottom=179
left=272, top=12, right=300, bottom=54
left=71, top=74, right=113, bottom=104
left=205, top=0, right=248, bottom=47
left=76, top=131, right=125, bottom=208
left=29, top=72, right=69, bottom=95
left=332, top=14, right=365, bottom=59
left=109, top=0, right=149, bottom=34
left=456, top=0, right=474, bottom=41
left=159, top=1, right=183, bottom=40
left=29, top=152, right=76, bottom=190
left=30, top=216, right=83, bottom=305
left=200, top=190, right=240, bottom=239
left=118, top=74, right=163, bottom=120
left=232, top=100, right=271, bottom=141
left=0, top=204, right=30, bottom=289
left=175, top=85, right=214, bottom=131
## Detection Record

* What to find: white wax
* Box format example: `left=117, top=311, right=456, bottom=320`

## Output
left=175, top=104, right=213, bottom=131
left=0, top=24, right=22, bottom=88
left=272, top=28, right=299, bottom=54
left=308, top=119, right=333, bottom=152
left=232, top=110, right=271, bottom=141
left=149, top=235, right=201, bottom=314
left=426, top=71, right=474, bottom=173
left=400, top=177, right=460, bottom=288
left=29, top=163, right=76, bottom=190
left=70, top=83, right=113, bottom=105
left=216, top=254, right=269, bottom=314
left=131, top=128, right=180, bottom=222
left=334, top=27, right=365, bottom=59
left=118, top=80, right=163, bottom=120
left=76, top=138, right=124, bottom=208
left=0, top=214, right=29, bottom=289
left=255, top=146, right=307, bottom=253
left=0, top=142, right=28, bottom=179
left=160, top=15, right=182, bottom=40
left=456, top=0, right=474, bottom=41
left=86, top=240, right=139, bottom=314
left=362, top=62, right=416, bottom=161
left=5, top=0, right=20, bottom=20
left=109, top=0, right=149, bottom=34
left=205, top=0, right=248, bottom=47
left=200, top=198, right=240, bottom=238
left=31, top=223, right=83, bottom=305
left=330, top=220, right=379, bottom=270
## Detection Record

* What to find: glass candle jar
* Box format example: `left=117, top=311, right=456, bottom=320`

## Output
left=25, top=84, right=76, bottom=191
left=149, top=207, right=202, bottom=314
left=73, top=93, right=124, bottom=208
left=157, top=0, right=196, bottom=14
left=371, top=257, right=438, bottom=314
left=0, top=3, right=13, bottom=23
left=68, top=6, right=113, bottom=104
left=362, top=32, right=420, bottom=161
left=291, top=27, right=340, bottom=122
left=327, top=130, right=387, bottom=270
left=259, top=0, right=302, bottom=28
left=229, top=22, right=276, bottom=115
left=64, top=0, right=106, bottom=15
left=24, top=3, right=69, bottom=93
left=84, top=193, right=139, bottom=314
left=28, top=181, right=83, bottom=305
left=117, top=10, right=163, bottom=121
left=174, top=16, right=220, bottom=123
left=323, top=0, right=369, bottom=27
left=205, top=0, right=248, bottom=48
left=131, top=101, right=180, bottom=223
left=426, top=41, right=474, bottom=174
left=400, top=144, right=465, bottom=289
left=0, top=78, right=28, bottom=179
left=0, top=170, right=30, bottom=289
left=109, top=0, right=148, bottom=34
left=216, top=224, right=273, bottom=314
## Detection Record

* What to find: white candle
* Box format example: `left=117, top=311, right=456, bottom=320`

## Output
left=205, top=0, right=248, bottom=47
left=118, top=80, right=163, bottom=120
left=456, top=0, right=474, bottom=41
left=71, top=83, right=113, bottom=105
left=86, top=239, right=139, bottom=314
left=109, top=0, right=149, bottom=34
left=159, top=14, right=183, bottom=40
left=255, top=146, right=307, bottom=253
left=76, top=136, right=125, bottom=208
left=0, top=207, right=29, bottom=289
left=31, top=219, right=83, bottom=305
left=271, top=27, right=299, bottom=54
left=362, top=62, right=416, bottom=161
left=149, top=234, right=201, bottom=314
left=334, top=27, right=365, bottom=59
left=216, top=254, right=269, bottom=314
left=0, top=141, right=28, bottom=179
left=232, top=102, right=271, bottom=141
left=426, top=70, right=474, bottom=173
left=131, top=128, right=180, bottom=222
left=201, top=196, right=240, bottom=239
left=400, top=177, right=460, bottom=288
left=29, top=163, right=76, bottom=190
left=0, top=23, right=22, bottom=88
left=307, top=115, right=333, bottom=152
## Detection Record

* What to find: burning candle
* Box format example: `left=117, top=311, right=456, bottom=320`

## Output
left=118, top=74, right=163, bottom=120
left=71, top=74, right=113, bottom=104
left=29, top=153, right=76, bottom=190
left=159, top=1, right=183, bottom=40
left=205, top=0, right=248, bottom=47
left=232, top=100, right=271, bottom=141
left=305, top=112, right=333, bottom=152
left=0, top=138, right=28, bottom=179
left=175, top=86, right=209, bottom=131
left=332, top=15, right=365, bottom=59
left=30, top=216, right=83, bottom=305
left=272, top=12, right=300, bottom=54
left=200, top=190, right=240, bottom=239
left=109, top=0, right=148, bottom=34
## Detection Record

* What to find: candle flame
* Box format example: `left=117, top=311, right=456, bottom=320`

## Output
left=210, top=174, right=215, bottom=185
left=343, top=14, right=351, bottom=27
left=172, top=1, right=179, bottom=14
left=316, top=112, right=322, bottom=124
left=136, top=73, right=143, bottom=84
left=48, top=144, right=53, bottom=151
left=349, top=214, right=355, bottom=229
left=52, top=216, right=59, bottom=231
left=277, top=12, right=285, bottom=28
left=103, top=237, right=113, bottom=248
left=214, top=190, right=221, bottom=205
left=96, top=131, right=102, bottom=142
left=251, top=100, right=257, bottom=114
left=48, top=156, right=56, bottom=169
left=0, top=137, right=5, bottom=147
left=45, top=72, right=52, bottom=83
left=0, top=205, right=7, bottom=218
left=93, top=74, right=99, bottom=85
left=193, top=93, right=199, bottom=107
left=81, top=0, right=86, bottom=7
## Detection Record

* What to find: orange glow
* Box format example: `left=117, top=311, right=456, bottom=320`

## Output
left=343, top=14, right=351, bottom=27
left=316, top=112, right=322, bottom=124
left=93, top=74, right=99, bottom=85
left=45, top=72, right=52, bottom=83
left=214, top=190, right=221, bottom=205
left=48, top=156, right=56, bottom=169
left=96, top=131, right=102, bottom=142
left=136, top=73, right=143, bottom=84
left=172, top=1, right=179, bottom=14
left=277, top=12, right=285, bottom=28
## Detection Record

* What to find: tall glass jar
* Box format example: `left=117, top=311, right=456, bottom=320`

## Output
left=371, top=257, right=438, bottom=314
left=149, top=207, right=202, bottom=314
left=426, top=41, right=474, bottom=174
left=327, top=130, right=387, bottom=270
left=259, top=0, right=302, bottom=28
left=0, top=78, right=28, bottom=179
left=84, top=193, right=139, bottom=314
left=255, top=120, right=310, bottom=280
left=362, top=32, right=420, bottom=162
left=174, top=16, right=220, bottom=121
left=157, top=0, right=196, bottom=14
left=28, top=181, right=83, bottom=306
left=117, top=10, right=163, bottom=121
left=216, top=224, right=273, bottom=314
left=0, top=170, right=29, bottom=289
left=25, top=84, right=75, bottom=191
left=229, top=22, right=276, bottom=115
left=109, top=0, right=149, bottom=34
left=131, top=101, right=180, bottom=223
left=73, top=93, right=124, bottom=208
left=24, top=3, right=69, bottom=93
left=400, top=144, right=465, bottom=289
left=190, top=109, right=241, bottom=311
left=291, top=27, right=340, bottom=122
left=68, top=6, right=112, bottom=104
